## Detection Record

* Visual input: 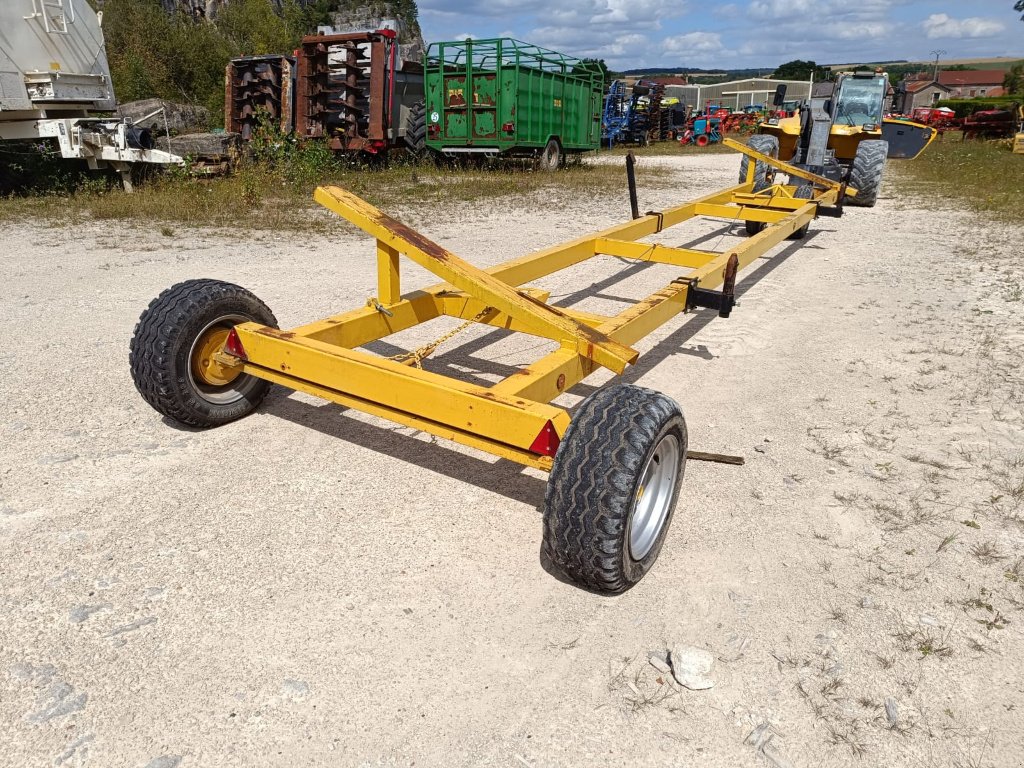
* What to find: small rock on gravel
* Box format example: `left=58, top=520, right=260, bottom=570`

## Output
left=648, top=653, right=671, bottom=674
left=669, top=645, right=715, bottom=690
left=885, top=697, right=899, bottom=726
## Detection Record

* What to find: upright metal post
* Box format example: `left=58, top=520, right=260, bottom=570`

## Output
left=626, top=151, right=640, bottom=220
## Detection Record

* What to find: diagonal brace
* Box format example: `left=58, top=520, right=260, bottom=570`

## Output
left=314, top=185, right=638, bottom=374
left=722, top=138, right=859, bottom=197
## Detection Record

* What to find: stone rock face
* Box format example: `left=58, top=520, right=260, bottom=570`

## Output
left=117, top=99, right=210, bottom=136
left=155, top=132, right=240, bottom=158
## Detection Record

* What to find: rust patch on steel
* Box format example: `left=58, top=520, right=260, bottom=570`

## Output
left=375, top=211, right=452, bottom=263
left=256, top=328, right=296, bottom=340
left=722, top=253, right=739, bottom=299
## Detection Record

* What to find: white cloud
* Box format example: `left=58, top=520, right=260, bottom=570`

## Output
left=749, top=0, right=816, bottom=20
left=922, top=13, right=1005, bottom=39
left=662, top=32, right=724, bottom=55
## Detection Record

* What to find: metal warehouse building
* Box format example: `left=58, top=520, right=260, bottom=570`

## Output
left=665, top=78, right=813, bottom=111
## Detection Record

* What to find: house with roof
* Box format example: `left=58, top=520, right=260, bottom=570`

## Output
left=936, top=69, right=1008, bottom=98
left=893, top=79, right=952, bottom=113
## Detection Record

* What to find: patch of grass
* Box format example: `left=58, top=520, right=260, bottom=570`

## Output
left=827, top=605, right=849, bottom=624
left=606, top=656, right=680, bottom=715
left=895, top=627, right=953, bottom=659
left=892, top=134, right=1023, bottom=221
left=0, top=152, right=673, bottom=231
left=971, top=540, right=1007, bottom=565
left=825, top=721, right=870, bottom=757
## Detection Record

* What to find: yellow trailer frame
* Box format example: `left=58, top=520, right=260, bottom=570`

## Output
left=223, top=141, right=851, bottom=469
left=130, top=141, right=856, bottom=593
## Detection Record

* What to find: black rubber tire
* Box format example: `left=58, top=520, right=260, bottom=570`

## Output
left=739, top=134, right=779, bottom=185
left=543, top=383, right=688, bottom=594
left=404, top=100, right=426, bottom=156
left=129, top=279, right=277, bottom=428
left=744, top=179, right=772, bottom=236
left=538, top=138, right=563, bottom=172
left=788, top=184, right=815, bottom=240
left=846, top=139, right=888, bottom=208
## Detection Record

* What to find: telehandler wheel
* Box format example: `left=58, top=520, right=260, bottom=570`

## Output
left=129, top=279, right=277, bottom=428
left=543, top=384, right=687, bottom=594
left=738, top=134, right=779, bottom=185
left=744, top=179, right=772, bottom=236
left=846, top=139, right=888, bottom=208
left=787, top=184, right=815, bottom=240
left=538, top=138, right=563, bottom=171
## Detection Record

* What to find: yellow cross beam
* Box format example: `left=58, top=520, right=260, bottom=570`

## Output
left=314, top=186, right=639, bottom=374
left=722, top=138, right=859, bottom=197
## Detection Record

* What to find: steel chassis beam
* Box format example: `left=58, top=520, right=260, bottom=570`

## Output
left=227, top=149, right=843, bottom=470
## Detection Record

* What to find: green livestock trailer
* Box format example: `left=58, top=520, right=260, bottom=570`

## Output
left=420, top=39, right=603, bottom=169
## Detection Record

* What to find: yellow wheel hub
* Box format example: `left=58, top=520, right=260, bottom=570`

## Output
left=192, top=327, right=241, bottom=387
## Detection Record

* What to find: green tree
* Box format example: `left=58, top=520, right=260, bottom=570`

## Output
left=772, top=59, right=831, bottom=81
left=1016, top=0, right=1024, bottom=20
left=578, top=58, right=612, bottom=90
left=1004, top=63, right=1024, bottom=95
left=216, top=0, right=296, bottom=55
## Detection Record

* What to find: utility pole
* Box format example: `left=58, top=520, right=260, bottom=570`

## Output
left=930, top=49, right=946, bottom=81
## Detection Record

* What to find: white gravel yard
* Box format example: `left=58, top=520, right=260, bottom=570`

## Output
left=2, top=152, right=1023, bottom=767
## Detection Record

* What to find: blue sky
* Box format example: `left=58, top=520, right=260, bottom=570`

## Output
left=417, top=0, right=1023, bottom=70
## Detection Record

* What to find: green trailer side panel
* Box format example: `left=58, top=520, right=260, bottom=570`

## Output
left=424, top=38, right=601, bottom=155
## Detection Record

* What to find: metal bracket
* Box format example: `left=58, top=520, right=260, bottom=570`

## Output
left=645, top=210, right=665, bottom=233
left=684, top=254, right=739, bottom=318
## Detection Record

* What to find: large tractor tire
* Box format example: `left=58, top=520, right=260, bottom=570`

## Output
left=404, top=100, right=427, bottom=156
left=543, top=384, right=688, bottom=594
left=129, top=279, right=277, bottom=428
left=788, top=184, right=815, bottom=240
left=744, top=179, right=773, bottom=236
left=738, top=134, right=779, bottom=185
left=846, top=139, right=888, bottom=208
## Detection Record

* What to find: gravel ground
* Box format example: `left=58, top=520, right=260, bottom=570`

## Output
left=2, top=153, right=1023, bottom=767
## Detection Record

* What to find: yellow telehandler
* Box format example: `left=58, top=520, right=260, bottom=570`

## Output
left=742, top=72, right=935, bottom=208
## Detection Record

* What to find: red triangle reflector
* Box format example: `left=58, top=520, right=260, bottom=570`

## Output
left=224, top=327, right=247, bottom=360
left=528, top=420, right=561, bottom=457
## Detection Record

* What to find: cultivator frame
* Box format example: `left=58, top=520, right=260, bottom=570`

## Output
left=218, top=142, right=854, bottom=469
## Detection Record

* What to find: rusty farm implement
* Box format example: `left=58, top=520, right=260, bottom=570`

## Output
left=130, top=142, right=858, bottom=594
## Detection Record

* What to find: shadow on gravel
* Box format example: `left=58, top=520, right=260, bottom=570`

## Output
left=263, top=394, right=548, bottom=509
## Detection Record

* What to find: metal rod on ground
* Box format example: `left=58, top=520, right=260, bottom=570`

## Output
left=687, top=451, right=745, bottom=465
left=626, top=151, right=640, bottom=219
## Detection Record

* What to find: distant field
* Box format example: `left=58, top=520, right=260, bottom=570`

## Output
left=828, top=57, right=1023, bottom=71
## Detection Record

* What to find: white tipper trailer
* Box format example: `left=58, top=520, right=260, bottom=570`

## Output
left=0, top=0, right=183, bottom=188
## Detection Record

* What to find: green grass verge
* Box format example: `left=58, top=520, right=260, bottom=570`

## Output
left=0, top=154, right=674, bottom=231
left=891, top=133, right=1023, bottom=221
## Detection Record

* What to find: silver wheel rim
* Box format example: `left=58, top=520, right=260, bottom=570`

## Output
left=628, top=434, right=681, bottom=561
left=187, top=314, right=253, bottom=405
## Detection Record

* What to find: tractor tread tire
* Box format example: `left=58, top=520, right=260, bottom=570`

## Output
left=129, top=279, right=277, bottom=428
left=846, top=139, right=888, bottom=208
left=744, top=179, right=772, bottom=236
left=405, top=100, right=427, bottom=156
left=543, top=383, right=687, bottom=594
left=788, top=184, right=815, bottom=240
left=739, top=135, right=779, bottom=185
